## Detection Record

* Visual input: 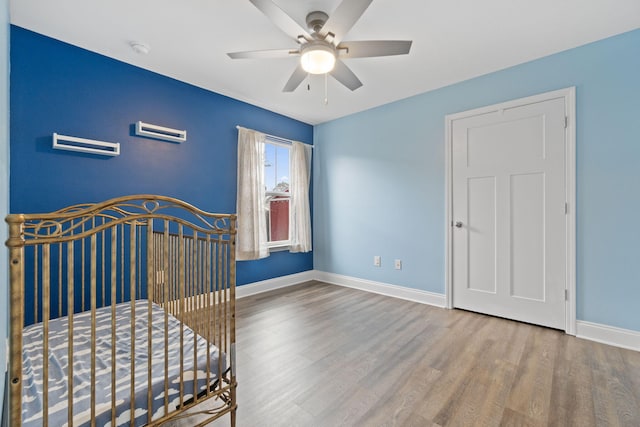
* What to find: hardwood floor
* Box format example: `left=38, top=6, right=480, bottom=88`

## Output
left=189, top=281, right=640, bottom=426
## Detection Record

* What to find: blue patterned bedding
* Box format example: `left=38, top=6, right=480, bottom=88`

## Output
left=22, top=300, right=224, bottom=427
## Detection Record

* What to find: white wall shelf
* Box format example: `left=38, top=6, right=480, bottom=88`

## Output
left=135, top=121, right=186, bottom=143
left=52, top=133, right=120, bottom=156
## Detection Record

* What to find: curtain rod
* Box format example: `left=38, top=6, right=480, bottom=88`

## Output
left=236, top=125, right=314, bottom=148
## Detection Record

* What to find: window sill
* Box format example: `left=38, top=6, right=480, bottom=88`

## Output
left=266, top=244, right=290, bottom=253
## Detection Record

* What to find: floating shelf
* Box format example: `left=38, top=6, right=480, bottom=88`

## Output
left=52, top=133, right=120, bottom=156
left=135, top=121, right=187, bottom=143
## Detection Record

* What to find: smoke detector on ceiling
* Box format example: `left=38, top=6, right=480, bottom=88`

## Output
left=129, top=41, right=150, bottom=55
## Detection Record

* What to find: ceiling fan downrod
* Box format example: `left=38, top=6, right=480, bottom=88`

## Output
left=306, top=11, right=329, bottom=34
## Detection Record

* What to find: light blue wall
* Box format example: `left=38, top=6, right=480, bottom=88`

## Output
left=0, top=0, right=8, bottom=413
left=314, top=29, right=640, bottom=332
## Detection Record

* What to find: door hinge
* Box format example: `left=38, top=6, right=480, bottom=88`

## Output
left=564, top=116, right=568, bottom=128
left=564, top=202, right=568, bottom=214
left=565, top=289, right=568, bottom=301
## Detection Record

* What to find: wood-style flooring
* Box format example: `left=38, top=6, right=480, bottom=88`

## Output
left=184, top=281, right=640, bottom=427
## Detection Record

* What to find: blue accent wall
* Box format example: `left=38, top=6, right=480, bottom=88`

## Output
left=0, top=0, right=9, bottom=414
left=10, top=26, right=313, bottom=287
left=314, top=29, right=640, bottom=332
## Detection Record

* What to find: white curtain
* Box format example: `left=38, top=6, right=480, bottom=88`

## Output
left=236, top=127, right=269, bottom=260
left=289, top=141, right=312, bottom=253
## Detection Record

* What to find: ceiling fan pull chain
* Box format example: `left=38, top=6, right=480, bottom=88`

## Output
left=324, top=72, right=329, bottom=105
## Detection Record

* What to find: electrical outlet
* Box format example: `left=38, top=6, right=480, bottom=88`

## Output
left=394, top=259, right=402, bottom=270
left=374, top=255, right=381, bottom=267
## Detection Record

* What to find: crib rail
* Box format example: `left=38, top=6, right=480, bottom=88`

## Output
left=6, top=195, right=237, bottom=427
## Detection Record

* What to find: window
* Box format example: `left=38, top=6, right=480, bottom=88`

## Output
left=236, top=126, right=311, bottom=261
left=264, top=140, right=290, bottom=246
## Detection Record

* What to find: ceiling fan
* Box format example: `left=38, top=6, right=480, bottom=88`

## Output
left=228, top=0, right=412, bottom=92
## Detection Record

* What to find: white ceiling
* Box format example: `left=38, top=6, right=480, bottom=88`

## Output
left=10, top=0, right=640, bottom=125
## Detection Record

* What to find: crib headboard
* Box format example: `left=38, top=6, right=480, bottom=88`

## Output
left=6, top=194, right=237, bottom=426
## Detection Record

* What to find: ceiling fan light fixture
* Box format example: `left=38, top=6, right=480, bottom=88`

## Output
left=300, top=42, right=336, bottom=74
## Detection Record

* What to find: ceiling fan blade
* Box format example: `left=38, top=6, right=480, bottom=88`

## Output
left=283, top=65, right=307, bottom=92
left=330, top=59, right=363, bottom=91
left=228, top=49, right=298, bottom=59
left=319, top=0, right=373, bottom=45
left=337, top=40, right=412, bottom=58
left=249, top=0, right=311, bottom=41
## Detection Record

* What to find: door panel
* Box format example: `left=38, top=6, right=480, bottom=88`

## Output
left=510, top=172, right=544, bottom=301
left=467, top=115, right=545, bottom=167
left=467, top=176, right=496, bottom=294
left=452, top=97, right=566, bottom=329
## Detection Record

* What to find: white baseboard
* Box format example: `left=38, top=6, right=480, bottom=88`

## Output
left=576, top=320, right=640, bottom=352
left=236, top=270, right=446, bottom=308
left=314, top=271, right=447, bottom=308
left=235, top=270, right=316, bottom=299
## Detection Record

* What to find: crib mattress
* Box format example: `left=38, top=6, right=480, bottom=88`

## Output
left=22, top=300, right=224, bottom=427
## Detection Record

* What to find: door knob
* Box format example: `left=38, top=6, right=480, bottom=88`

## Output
left=454, top=221, right=463, bottom=228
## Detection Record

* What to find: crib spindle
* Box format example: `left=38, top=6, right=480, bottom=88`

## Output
left=110, top=225, right=117, bottom=426
left=146, top=220, right=154, bottom=425
left=67, top=241, right=75, bottom=427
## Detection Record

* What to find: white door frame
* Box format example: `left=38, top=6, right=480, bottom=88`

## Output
left=444, top=87, right=577, bottom=335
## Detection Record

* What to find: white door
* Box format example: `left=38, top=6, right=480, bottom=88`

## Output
left=451, top=97, right=567, bottom=329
